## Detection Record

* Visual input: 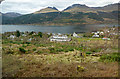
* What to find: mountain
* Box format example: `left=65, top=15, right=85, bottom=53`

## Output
left=63, top=3, right=120, bottom=13
left=4, top=12, right=22, bottom=17
left=34, top=7, right=59, bottom=14
left=63, top=4, right=94, bottom=13
left=2, top=3, right=120, bottom=25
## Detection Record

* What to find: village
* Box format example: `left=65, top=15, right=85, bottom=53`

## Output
left=4, top=26, right=118, bottom=42
left=2, top=26, right=119, bottom=77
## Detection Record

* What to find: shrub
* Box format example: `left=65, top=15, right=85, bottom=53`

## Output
left=38, top=32, right=42, bottom=38
left=19, top=47, right=26, bottom=53
left=48, top=47, right=56, bottom=53
left=68, top=48, right=74, bottom=51
left=6, top=49, right=14, bottom=54
left=29, top=31, right=34, bottom=35
left=22, top=44, right=27, bottom=48
left=56, top=48, right=64, bottom=52
left=26, top=42, right=31, bottom=44
left=16, top=30, right=20, bottom=37
left=90, top=48, right=101, bottom=52
left=33, top=48, right=36, bottom=51
left=86, top=51, right=92, bottom=55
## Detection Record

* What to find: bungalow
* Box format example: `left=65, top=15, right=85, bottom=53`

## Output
left=28, top=38, right=32, bottom=41
left=73, top=32, right=80, bottom=38
left=22, top=34, right=27, bottom=37
left=99, top=32, right=104, bottom=35
left=50, top=35, right=71, bottom=42
left=102, top=37, right=110, bottom=40
left=9, top=35, right=16, bottom=39
left=92, top=35, right=99, bottom=38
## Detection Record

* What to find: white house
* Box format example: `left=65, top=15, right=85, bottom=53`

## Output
left=28, top=38, right=32, bottom=41
left=73, top=32, right=78, bottom=37
left=100, top=32, right=104, bottom=35
left=9, top=35, right=16, bottom=39
left=92, top=35, right=99, bottom=38
left=50, top=35, right=71, bottom=42
left=102, top=37, right=110, bottom=40
left=22, top=34, right=27, bottom=37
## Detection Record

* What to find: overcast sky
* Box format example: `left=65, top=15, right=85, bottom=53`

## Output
left=1, top=0, right=120, bottom=14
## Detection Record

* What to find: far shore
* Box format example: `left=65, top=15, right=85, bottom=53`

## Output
left=1, top=22, right=119, bottom=26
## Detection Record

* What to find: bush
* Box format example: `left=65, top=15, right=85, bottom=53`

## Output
left=56, top=48, right=64, bottom=52
left=6, top=49, right=14, bottom=54
left=68, top=48, right=74, bottom=51
left=26, top=42, right=31, bottom=44
left=16, top=30, right=20, bottom=37
left=29, top=31, right=34, bottom=35
left=38, top=32, right=42, bottom=38
left=19, top=47, right=26, bottom=53
left=90, top=48, right=101, bottom=52
left=33, top=48, right=36, bottom=51
left=22, top=44, right=27, bottom=48
left=86, top=51, right=92, bottom=55
left=49, top=48, right=57, bottom=53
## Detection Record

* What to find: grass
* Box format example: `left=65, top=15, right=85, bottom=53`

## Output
left=99, top=53, right=120, bottom=62
left=2, top=31, right=119, bottom=77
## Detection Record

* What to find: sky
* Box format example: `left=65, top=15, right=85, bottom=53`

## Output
left=1, top=0, right=120, bottom=14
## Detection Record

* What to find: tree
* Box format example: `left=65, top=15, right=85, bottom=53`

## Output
left=38, top=32, right=42, bottom=38
left=16, top=30, right=20, bottom=37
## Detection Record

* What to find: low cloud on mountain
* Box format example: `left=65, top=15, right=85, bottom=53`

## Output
left=1, top=0, right=120, bottom=14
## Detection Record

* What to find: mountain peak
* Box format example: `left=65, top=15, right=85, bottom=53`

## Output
left=63, top=4, right=89, bottom=12
left=34, top=7, right=59, bottom=14
left=47, top=7, right=58, bottom=10
left=4, top=12, right=22, bottom=17
left=72, top=4, right=88, bottom=7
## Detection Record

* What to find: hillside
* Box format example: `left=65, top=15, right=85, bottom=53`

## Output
left=4, top=12, right=22, bottom=17
left=63, top=3, right=120, bottom=13
left=34, top=7, right=59, bottom=14
left=2, top=3, right=119, bottom=25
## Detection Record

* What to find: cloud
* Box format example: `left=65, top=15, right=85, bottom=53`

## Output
left=1, top=0, right=120, bottom=14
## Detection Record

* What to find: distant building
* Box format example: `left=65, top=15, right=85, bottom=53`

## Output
left=47, top=33, right=51, bottom=35
left=92, top=31, right=104, bottom=35
left=50, top=35, right=71, bottom=42
left=9, top=35, right=16, bottom=39
left=28, top=38, right=32, bottom=41
left=73, top=32, right=79, bottom=37
left=92, top=35, right=99, bottom=38
left=22, top=34, right=27, bottom=37
left=102, top=37, right=110, bottom=40
left=100, top=32, right=104, bottom=35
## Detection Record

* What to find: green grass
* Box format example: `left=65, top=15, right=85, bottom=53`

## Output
left=99, top=53, right=120, bottom=62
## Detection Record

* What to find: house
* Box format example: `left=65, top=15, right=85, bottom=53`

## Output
left=21, top=39, right=23, bottom=41
left=58, top=33, right=62, bottom=35
left=22, top=34, right=27, bottom=37
left=97, top=31, right=100, bottom=34
left=47, top=33, right=51, bottom=35
left=9, top=35, right=16, bottom=39
left=102, top=37, right=110, bottom=40
left=92, top=35, right=99, bottom=38
left=99, top=32, right=104, bottom=35
left=50, top=35, right=71, bottom=42
left=32, top=32, right=37, bottom=35
left=73, top=32, right=79, bottom=37
left=28, top=38, right=32, bottom=41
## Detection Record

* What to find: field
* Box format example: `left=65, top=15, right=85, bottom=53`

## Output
left=2, top=28, right=119, bottom=77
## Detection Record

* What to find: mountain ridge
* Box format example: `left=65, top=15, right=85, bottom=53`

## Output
left=2, top=3, right=120, bottom=25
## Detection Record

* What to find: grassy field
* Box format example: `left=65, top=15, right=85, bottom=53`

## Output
left=2, top=30, right=119, bottom=77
